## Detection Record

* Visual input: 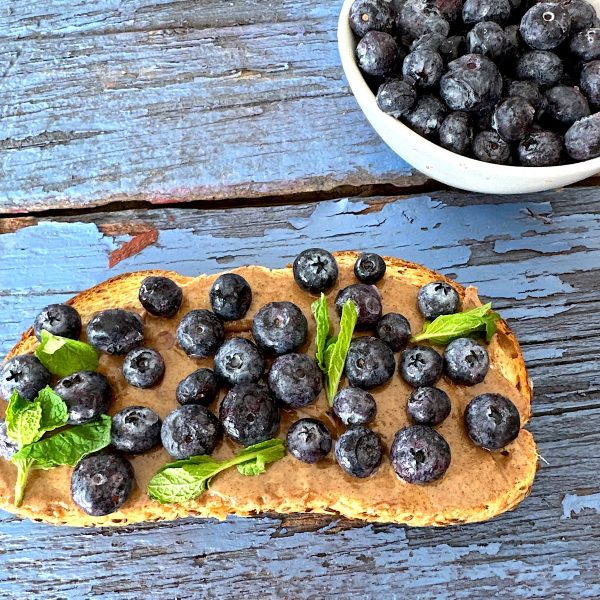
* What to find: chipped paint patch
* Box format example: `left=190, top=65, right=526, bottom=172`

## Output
left=562, top=492, right=600, bottom=519
left=108, top=229, right=158, bottom=268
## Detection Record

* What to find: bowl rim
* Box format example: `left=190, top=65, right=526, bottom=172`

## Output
left=337, top=0, right=600, bottom=178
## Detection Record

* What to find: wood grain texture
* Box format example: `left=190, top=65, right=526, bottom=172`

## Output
left=0, top=189, right=599, bottom=598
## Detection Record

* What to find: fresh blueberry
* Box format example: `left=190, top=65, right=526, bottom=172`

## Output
left=432, top=0, right=463, bottom=22
left=138, top=276, right=183, bottom=318
left=54, top=371, right=113, bottom=425
left=492, top=96, right=536, bottom=142
left=356, top=31, right=401, bottom=77
left=515, top=50, right=564, bottom=86
left=399, top=346, right=443, bottom=387
left=177, top=309, right=224, bottom=358
left=473, top=131, right=512, bottom=164
left=86, top=309, right=144, bottom=355
left=402, top=50, right=444, bottom=88
left=267, top=353, right=322, bottom=408
left=417, top=281, right=460, bottom=319
left=0, top=354, right=51, bottom=401
left=404, top=95, right=448, bottom=139
left=407, top=386, right=451, bottom=425
left=580, top=60, right=600, bottom=107
left=122, top=347, right=165, bottom=388
left=220, top=383, right=280, bottom=446
left=467, top=21, right=507, bottom=59
left=214, top=338, right=265, bottom=386
left=345, top=337, right=395, bottom=389
left=518, top=130, right=563, bottom=166
left=335, top=284, right=382, bottom=328
left=439, top=111, right=474, bottom=155
left=398, top=0, right=450, bottom=40
left=412, top=33, right=465, bottom=61
left=462, top=0, right=512, bottom=24
left=375, top=313, right=411, bottom=351
left=71, top=453, right=134, bottom=516
left=570, top=27, right=600, bottom=60
left=0, top=420, right=18, bottom=460
left=444, top=337, right=489, bottom=385
left=445, top=35, right=468, bottom=60
left=209, top=273, right=252, bottom=321
left=565, top=113, right=600, bottom=159
left=465, top=393, right=520, bottom=450
left=176, top=368, right=219, bottom=406
left=111, top=406, right=162, bottom=453
left=440, top=54, right=503, bottom=113
left=390, top=425, right=451, bottom=483
left=293, top=248, right=338, bottom=294
left=563, top=0, right=597, bottom=32
left=332, top=387, right=377, bottom=425
left=33, top=304, right=82, bottom=341
left=252, top=302, right=308, bottom=355
left=286, top=418, right=332, bottom=463
left=544, top=85, right=590, bottom=127
left=502, top=24, right=523, bottom=61
left=335, top=426, right=383, bottom=478
left=520, top=3, right=572, bottom=50
left=507, top=80, right=546, bottom=115
left=349, top=0, right=397, bottom=37
left=354, top=252, right=387, bottom=284
left=376, top=79, right=417, bottom=118
left=161, top=404, right=221, bottom=459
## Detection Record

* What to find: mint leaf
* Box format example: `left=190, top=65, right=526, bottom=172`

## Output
left=5, top=392, right=42, bottom=448
left=35, top=330, right=99, bottom=378
left=236, top=439, right=286, bottom=476
left=12, top=456, right=34, bottom=508
left=411, top=303, right=501, bottom=346
left=36, top=386, right=69, bottom=436
left=147, top=466, right=209, bottom=504
left=311, top=293, right=330, bottom=372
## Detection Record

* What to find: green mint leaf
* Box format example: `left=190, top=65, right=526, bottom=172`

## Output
left=5, top=392, right=42, bottom=448
left=35, top=330, right=99, bottom=378
left=36, top=386, right=69, bottom=436
left=411, top=303, right=501, bottom=346
left=311, top=293, right=330, bottom=372
left=147, top=466, right=210, bottom=504
left=12, top=456, right=34, bottom=507
left=236, top=439, right=286, bottom=476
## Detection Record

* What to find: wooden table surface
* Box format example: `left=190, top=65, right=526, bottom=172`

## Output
left=1, top=2, right=599, bottom=599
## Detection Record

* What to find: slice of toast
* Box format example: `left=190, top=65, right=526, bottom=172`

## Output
left=0, top=252, right=537, bottom=527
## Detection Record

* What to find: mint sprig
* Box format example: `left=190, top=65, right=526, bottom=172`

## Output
left=147, top=439, right=286, bottom=504
left=311, top=293, right=330, bottom=372
left=35, top=330, right=99, bottom=378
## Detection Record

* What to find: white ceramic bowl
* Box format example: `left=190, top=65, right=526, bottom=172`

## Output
left=337, top=0, right=600, bottom=194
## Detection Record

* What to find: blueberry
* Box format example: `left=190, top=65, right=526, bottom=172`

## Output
left=354, top=252, right=387, bottom=284
left=214, top=338, right=265, bottom=386
left=286, top=418, right=332, bottom=463
left=507, top=80, right=546, bottom=115
left=390, top=425, right=451, bottom=483
left=376, top=79, right=417, bottom=118
left=122, top=347, right=165, bottom=388
left=335, top=284, right=382, bottom=328
left=176, top=368, right=219, bottom=406
left=445, top=35, right=468, bottom=61
left=563, top=0, right=597, bottom=32
left=209, top=273, right=252, bottom=320
left=412, top=33, right=465, bottom=61
left=33, top=304, right=82, bottom=341
left=515, top=50, right=564, bottom=86
left=518, top=130, right=563, bottom=165
left=161, top=404, right=221, bottom=459
left=544, top=85, right=590, bottom=127
left=177, top=309, right=224, bottom=358
left=138, top=276, right=183, bottom=318
left=565, top=113, right=600, bottom=159
left=293, top=248, right=338, bottom=294
left=407, top=386, right=451, bottom=425
left=404, top=95, right=448, bottom=139
left=520, top=3, right=572, bottom=50
left=580, top=60, right=600, bottom=107
left=375, top=313, right=411, bottom=351
left=465, top=393, right=520, bottom=450
left=462, top=0, right=512, bottom=24
left=399, top=346, right=443, bottom=387
left=86, top=309, right=144, bottom=355
left=54, top=371, right=113, bottom=425
left=0, top=420, right=18, bottom=460
left=332, top=387, right=377, bottom=425
left=398, top=0, right=450, bottom=40
left=345, top=337, right=395, bottom=389
left=71, top=453, right=134, bottom=516
left=492, top=96, right=536, bottom=142
left=111, top=406, right=162, bottom=453
left=220, top=383, right=280, bottom=446
left=467, top=21, right=507, bottom=59
left=267, top=353, right=322, bottom=408
left=432, top=0, right=463, bottom=22
left=473, top=131, right=512, bottom=164
left=349, top=0, right=397, bottom=37
left=502, top=24, right=523, bottom=61
left=570, top=27, right=600, bottom=60
left=252, top=302, right=308, bottom=355
left=417, top=281, right=460, bottom=319
left=356, top=31, right=401, bottom=77
left=402, top=50, right=444, bottom=88
left=440, top=54, right=503, bottom=113
left=335, top=426, right=383, bottom=478
left=0, top=354, right=51, bottom=402
left=444, top=337, right=489, bottom=385
left=439, top=111, right=474, bottom=155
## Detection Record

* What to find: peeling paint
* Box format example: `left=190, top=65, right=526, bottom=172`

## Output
left=562, top=492, right=600, bottom=519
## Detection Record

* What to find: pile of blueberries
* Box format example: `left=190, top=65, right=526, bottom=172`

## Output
left=351, top=0, right=600, bottom=165
left=0, top=248, right=521, bottom=516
